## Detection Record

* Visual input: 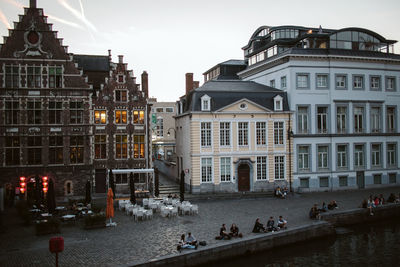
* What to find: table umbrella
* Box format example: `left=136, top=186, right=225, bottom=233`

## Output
left=106, top=188, right=116, bottom=227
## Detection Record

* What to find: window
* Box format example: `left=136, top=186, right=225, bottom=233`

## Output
left=27, top=136, right=42, bottom=165
left=270, top=79, right=275, bottom=87
left=156, top=118, right=164, bottom=138
left=115, top=135, right=128, bottom=159
left=371, top=144, right=381, bottom=168
left=4, top=100, right=19, bottom=124
left=373, top=174, right=382, bottom=184
left=220, top=157, right=231, bottom=182
left=115, top=90, right=127, bottom=102
left=275, top=156, right=285, bottom=180
left=118, top=75, right=124, bottom=83
left=70, top=101, right=83, bottom=124
left=5, top=65, right=19, bottom=88
left=274, top=121, right=284, bottom=145
left=133, top=110, right=145, bottom=124
left=115, top=110, right=127, bottom=124
left=201, top=122, right=212, bottom=147
left=94, top=135, right=107, bottom=159
left=353, top=75, right=364, bottom=89
left=27, top=99, right=42, bottom=124
left=134, top=135, right=145, bottom=158
left=336, top=106, right=347, bottom=133
left=70, top=136, right=84, bottom=164
left=5, top=137, right=20, bottom=165
left=335, top=74, right=347, bottom=89
left=201, top=95, right=211, bottom=111
left=220, top=122, right=230, bottom=146
left=201, top=158, right=212, bottom=182
left=339, top=176, right=348, bottom=187
left=49, top=101, right=62, bottom=124
left=389, top=173, right=397, bottom=184
left=298, top=145, right=310, bottom=171
left=274, top=95, right=283, bottom=111
left=165, top=107, right=174, bottom=113
left=115, top=173, right=128, bottom=184
left=370, top=76, right=381, bottom=90
left=156, top=108, right=164, bottom=113
left=49, top=136, right=63, bottom=164
left=300, top=177, right=309, bottom=188
left=256, top=156, right=267, bottom=180
left=354, top=144, right=365, bottom=169
left=27, top=66, right=41, bottom=88
left=319, top=177, right=329, bottom=187
left=316, top=74, right=328, bottom=88
left=370, top=107, right=381, bottom=133
left=297, top=106, right=309, bottom=134
left=256, top=122, right=266, bottom=145
left=354, top=106, right=364, bottom=133
left=337, top=145, right=348, bottom=169
left=281, top=76, right=287, bottom=89
left=387, top=107, right=396, bottom=133
left=318, top=145, right=329, bottom=169
left=387, top=143, right=397, bottom=167
left=296, top=74, right=309, bottom=89
left=317, top=107, right=328, bottom=133
left=238, top=122, right=249, bottom=146
left=48, top=66, right=62, bottom=88
left=94, top=110, right=106, bottom=124
left=386, top=77, right=396, bottom=91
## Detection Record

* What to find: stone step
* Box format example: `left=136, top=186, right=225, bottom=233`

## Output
left=183, top=191, right=275, bottom=201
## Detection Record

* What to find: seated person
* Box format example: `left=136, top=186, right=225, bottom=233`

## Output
left=367, top=196, right=375, bottom=215
left=266, top=216, right=277, bottom=232
left=309, top=204, right=321, bottom=219
left=275, top=187, right=284, bottom=198
left=374, top=196, right=379, bottom=206
left=277, top=215, right=287, bottom=229
left=378, top=194, right=385, bottom=205
left=229, top=223, right=242, bottom=237
left=178, top=234, right=197, bottom=251
left=186, top=232, right=197, bottom=246
left=252, top=218, right=265, bottom=233
left=172, top=194, right=179, bottom=199
left=318, top=202, right=327, bottom=212
left=282, top=186, right=289, bottom=198
left=219, top=224, right=231, bottom=239
left=167, top=193, right=173, bottom=199
left=387, top=193, right=396, bottom=203
left=327, top=200, right=338, bottom=210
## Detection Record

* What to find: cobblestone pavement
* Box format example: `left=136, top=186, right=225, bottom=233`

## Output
left=1, top=184, right=400, bottom=267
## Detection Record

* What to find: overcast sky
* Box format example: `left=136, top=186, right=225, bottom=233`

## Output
left=1, top=0, right=400, bottom=101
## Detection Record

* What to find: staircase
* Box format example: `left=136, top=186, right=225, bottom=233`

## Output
left=159, top=184, right=180, bottom=197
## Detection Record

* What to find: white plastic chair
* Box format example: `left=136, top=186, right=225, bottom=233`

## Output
left=136, top=210, right=144, bottom=221
left=182, top=205, right=191, bottom=215
left=125, top=204, right=133, bottom=215
left=145, top=209, right=153, bottom=220
left=171, top=207, right=178, bottom=217
left=160, top=206, right=169, bottom=218
left=143, top=199, right=149, bottom=208
left=190, top=204, right=198, bottom=215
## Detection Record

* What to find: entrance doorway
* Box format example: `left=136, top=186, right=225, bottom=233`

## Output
left=238, top=164, right=250, bottom=192
left=95, top=169, right=107, bottom=193
left=356, top=171, right=365, bottom=189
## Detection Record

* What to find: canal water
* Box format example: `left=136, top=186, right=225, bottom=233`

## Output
left=204, top=218, right=400, bottom=267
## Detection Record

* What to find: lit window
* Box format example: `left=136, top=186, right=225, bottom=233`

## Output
left=133, top=110, right=145, bottom=124
left=115, top=110, right=127, bottom=124
left=94, top=110, right=106, bottom=124
left=134, top=135, right=145, bottom=158
left=115, top=135, right=128, bottom=159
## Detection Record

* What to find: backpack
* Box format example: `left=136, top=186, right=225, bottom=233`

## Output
left=199, top=241, right=207, bottom=246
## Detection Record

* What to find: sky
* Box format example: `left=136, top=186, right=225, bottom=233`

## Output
left=1, top=0, right=400, bottom=101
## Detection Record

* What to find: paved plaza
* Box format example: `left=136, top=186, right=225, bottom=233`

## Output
left=1, top=182, right=400, bottom=267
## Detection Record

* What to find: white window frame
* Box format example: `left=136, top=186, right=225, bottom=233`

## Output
left=274, top=121, right=284, bottom=145
left=201, top=157, right=213, bottom=183
left=335, top=74, right=347, bottom=89
left=256, top=156, right=267, bottom=180
left=256, top=121, right=266, bottom=146
left=201, top=95, right=211, bottom=111
left=370, top=106, right=381, bottom=133
left=296, top=74, right=309, bottom=89
left=281, top=76, right=287, bottom=89
left=371, top=143, right=381, bottom=168
left=219, top=122, right=231, bottom=147
left=200, top=122, right=212, bottom=147
left=317, top=106, right=328, bottom=134
left=370, top=76, right=381, bottom=90
left=354, top=144, right=365, bottom=169
left=298, top=145, right=310, bottom=171
left=337, top=144, right=348, bottom=169
left=317, top=145, right=329, bottom=170
left=387, top=143, right=397, bottom=167
left=274, top=95, right=283, bottom=111
left=220, top=157, right=231, bottom=182
left=354, top=106, right=364, bottom=133
left=387, top=106, right=396, bottom=133
left=336, top=106, right=347, bottom=134
left=316, top=74, right=328, bottom=89
left=238, top=122, right=249, bottom=146
left=297, top=106, right=309, bottom=134
left=274, top=155, right=285, bottom=180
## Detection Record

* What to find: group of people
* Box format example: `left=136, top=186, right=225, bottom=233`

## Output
left=252, top=216, right=288, bottom=233
left=275, top=186, right=289, bottom=199
left=309, top=200, right=338, bottom=219
left=178, top=232, right=198, bottom=251
left=217, top=223, right=243, bottom=239
left=362, top=193, right=400, bottom=215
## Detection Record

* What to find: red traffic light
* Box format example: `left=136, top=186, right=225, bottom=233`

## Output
left=20, top=176, right=26, bottom=181
left=42, top=176, right=48, bottom=181
left=20, top=188, right=25, bottom=193
left=43, top=187, right=48, bottom=193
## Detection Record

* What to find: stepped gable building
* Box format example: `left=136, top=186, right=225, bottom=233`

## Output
left=239, top=25, right=400, bottom=191
left=74, top=53, right=152, bottom=195
left=0, top=0, right=93, bottom=197
left=176, top=60, right=293, bottom=193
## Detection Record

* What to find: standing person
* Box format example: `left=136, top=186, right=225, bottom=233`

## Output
left=219, top=224, right=231, bottom=239
left=177, top=234, right=196, bottom=251
left=186, top=232, right=198, bottom=246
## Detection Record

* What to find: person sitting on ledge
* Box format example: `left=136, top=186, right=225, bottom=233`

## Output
left=267, top=216, right=278, bottom=232
left=378, top=194, right=385, bottom=205
left=277, top=215, right=287, bottom=229
left=186, top=232, right=198, bottom=246
left=318, top=202, right=327, bottom=212
left=219, top=224, right=231, bottom=239
left=275, top=187, right=284, bottom=198
left=177, top=234, right=197, bottom=251
left=309, top=204, right=321, bottom=220
left=229, top=223, right=243, bottom=237
left=327, top=200, right=338, bottom=210
left=374, top=196, right=380, bottom=206
left=367, top=195, right=375, bottom=216
left=252, top=218, right=266, bottom=233
left=282, top=186, right=289, bottom=198
left=387, top=193, right=396, bottom=203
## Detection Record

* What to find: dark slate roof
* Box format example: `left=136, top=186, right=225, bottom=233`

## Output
left=183, top=80, right=289, bottom=112
left=73, top=54, right=110, bottom=72
left=220, top=59, right=246, bottom=65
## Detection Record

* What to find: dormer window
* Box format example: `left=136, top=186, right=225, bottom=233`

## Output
left=201, top=95, right=211, bottom=111
left=118, top=75, right=124, bottom=83
left=274, top=95, right=283, bottom=111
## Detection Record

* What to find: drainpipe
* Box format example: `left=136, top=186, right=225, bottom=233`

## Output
left=287, top=113, right=293, bottom=193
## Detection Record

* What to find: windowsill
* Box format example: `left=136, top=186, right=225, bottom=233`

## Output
left=48, top=164, right=65, bottom=166
left=219, top=145, right=232, bottom=148
left=274, top=178, right=285, bottom=181
left=200, top=181, right=214, bottom=184
left=94, top=159, right=108, bottom=160
left=317, top=168, right=330, bottom=172
left=220, top=181, right=233, bottom=183
left=255, top=179, right=268, bottom=181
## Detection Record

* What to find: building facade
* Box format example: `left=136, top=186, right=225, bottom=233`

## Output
left=176, top=61, right=293, bottom=193
left=239, top=25, right=400, bottom=191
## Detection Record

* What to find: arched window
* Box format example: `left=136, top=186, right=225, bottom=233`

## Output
left=64, top=180, right=73, bottom=196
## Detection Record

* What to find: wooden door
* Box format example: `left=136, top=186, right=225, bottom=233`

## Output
left=95, top=169, right=107, bottom=193
left=238, top=164, right=250, bottom=192
left=356, top=171, right=365, bottom=189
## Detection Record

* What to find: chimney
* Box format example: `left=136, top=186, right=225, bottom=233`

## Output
left=193, top=81, right=200, bottom=89
left=108, top=49, right=112, bottom=62
left=141, top=71, right=148, bottom=99
left=118, top=55, right=123, bottom=64
left=185, top=73, right=193, bottom=96
left=30, top=0, right=37, bottom=8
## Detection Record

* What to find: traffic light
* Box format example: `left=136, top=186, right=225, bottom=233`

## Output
left=19, top=176, right=26, bottom=194
left=42, top=176, right=48, bottom=193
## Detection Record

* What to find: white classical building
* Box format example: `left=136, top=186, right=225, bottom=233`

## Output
left=239, top=26, right=400, bottom=191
